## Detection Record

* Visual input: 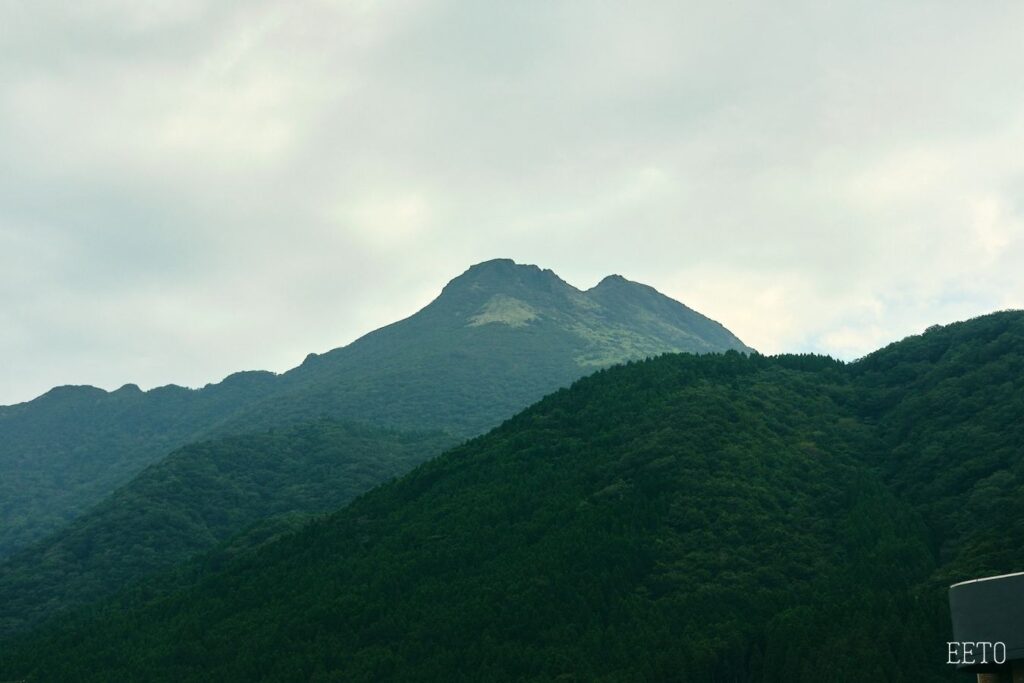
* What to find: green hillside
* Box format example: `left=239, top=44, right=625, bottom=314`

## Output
left=0, top=421, right=456, bottom=637
left=227, top=259, right=753, bottom=436
left=9, top=312, right=1021, bottom=681
left=0, top=259, right=750, bottom=560
left=0, top=372, right=278, bottom=560
left=851, top=312, right=1024, bottom=587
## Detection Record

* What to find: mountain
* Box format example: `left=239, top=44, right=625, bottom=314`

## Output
left=5, top=312, right=1020, bottom=681
left=0, top=259, right=750, bottom=560
left=0, top=373, right=279, bottom=561
left=849, top=311, right=1024, bottom=586
left=238, top=259, right=752, bottom=436
left=0, top=421, right=456, bottom=637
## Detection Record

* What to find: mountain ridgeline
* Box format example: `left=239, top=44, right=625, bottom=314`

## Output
left=3, top=311, right=1022, bottom=681
left=233, top=259, right=752, bottom=437
left=0, top=259, right=749, bottom=560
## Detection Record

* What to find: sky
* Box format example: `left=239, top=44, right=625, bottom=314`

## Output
left=1, top=0, right=1023, bottom=405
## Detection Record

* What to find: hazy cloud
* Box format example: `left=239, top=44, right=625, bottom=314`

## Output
left=2, top=0, right=1023, bottom=404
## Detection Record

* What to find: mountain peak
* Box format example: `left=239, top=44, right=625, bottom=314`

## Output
left=423, top=260, right=751, bottom=354
left=462, top=258, right=551, bottom=280
left=440, top=259, right=574, bottom=300
left=591, top=273, right=643, bottom=290
left=466, top=257, right=520, bottom=272
left=588, top=273, right=666, bottom=304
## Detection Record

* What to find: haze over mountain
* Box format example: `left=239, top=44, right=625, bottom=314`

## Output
left=0, top=259, right=750, bottom=560
left=2, top=312, right=1020, bottom=681
left=0, top=421, right=456, bottom=636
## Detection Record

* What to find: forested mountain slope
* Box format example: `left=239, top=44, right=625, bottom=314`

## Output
left=0, top=372, right=277, bottom=560
left=8, top=331, right=1000, bottom=680
left=0, top=421, right=456, bottom=637
left=6, top=312, right=1022, bottom=681
left=0, top=259, right=750, bottom=560
left=851, top=311, right=1024, bottom=587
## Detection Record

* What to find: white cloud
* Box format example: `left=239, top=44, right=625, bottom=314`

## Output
left=2, top=0, right=1024, bottom=403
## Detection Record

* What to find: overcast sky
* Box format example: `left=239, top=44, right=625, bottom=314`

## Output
left=2, top=1, right=1023, bottom=405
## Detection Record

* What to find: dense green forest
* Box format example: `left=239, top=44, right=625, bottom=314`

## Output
left=0, top=372, right=278, bottom=560
left=851, top=314, right=1024, bottom=587
left=5, top=311, right=1020, bottom=681
left=0, top=259, right=749, bottom=560
left=0, top=421, right=456, bottom=637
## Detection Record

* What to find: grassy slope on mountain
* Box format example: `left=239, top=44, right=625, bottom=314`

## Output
left=0, top=260, right=750, bottom=560
left=0, top=352, right=942, bottom=682
left=0, top=421, right=456, bottom=637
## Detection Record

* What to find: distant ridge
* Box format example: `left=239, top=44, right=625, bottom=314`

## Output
left=0, top=259, right=750, bottom=559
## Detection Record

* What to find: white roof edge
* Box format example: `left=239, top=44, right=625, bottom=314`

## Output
left=950, top=570, right=1024, bottom=588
